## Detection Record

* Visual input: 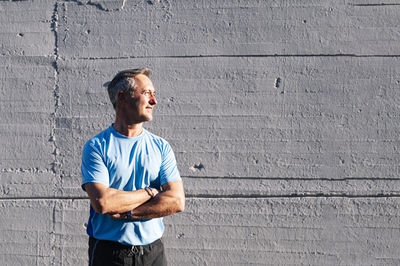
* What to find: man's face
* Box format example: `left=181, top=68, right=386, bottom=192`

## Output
left=120, top=74, right=157, bottom=122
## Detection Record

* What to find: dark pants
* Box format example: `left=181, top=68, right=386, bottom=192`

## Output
left=88, top=237, right=167, bottom=266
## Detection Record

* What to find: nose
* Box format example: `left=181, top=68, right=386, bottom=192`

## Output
left=149, top=94, right=157, bottom=105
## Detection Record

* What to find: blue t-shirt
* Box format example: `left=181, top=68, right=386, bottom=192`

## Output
left=81, top=125, right=181, bottom=245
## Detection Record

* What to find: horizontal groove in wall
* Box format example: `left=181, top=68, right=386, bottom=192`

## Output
left=188, top=193, right=400, bottom=199
left=156, top=114, right=297, bottom=117
left=1, top=54, right=400, bottom=61
left=182, top=176, right=400, bottom=181
left=72, top=54, right=400, bottom=61
left=350, top=3, right=400, bottom=7
left=1, top=54, right=399, bottom=63
left=1, top=194, right=400, bottom=201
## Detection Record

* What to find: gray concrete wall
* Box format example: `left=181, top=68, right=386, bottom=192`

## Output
left=1, top=0, right=400, bottom=265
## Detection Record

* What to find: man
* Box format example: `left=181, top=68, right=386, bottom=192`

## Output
left=81, top=68, right=185, bottom=266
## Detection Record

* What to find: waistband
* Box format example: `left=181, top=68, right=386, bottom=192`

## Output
left=89, top=236, right=161, bottom=249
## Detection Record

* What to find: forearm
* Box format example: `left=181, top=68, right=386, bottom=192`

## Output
left=130, top=190, right=185, bottom=219
left=85, top=183, right=156, bottom=215
left=108, top=180, right=185, bottom=220
left=99, top=188, right=152, bottom=214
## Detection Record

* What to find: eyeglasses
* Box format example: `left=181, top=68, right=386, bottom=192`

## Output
left=141, top=89, right=156, bottom=97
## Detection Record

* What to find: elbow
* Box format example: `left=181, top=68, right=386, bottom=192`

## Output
left=85, top=184, right=114, bottom=214
left=175, top=194, right=185, bottom=213
left=91, top=198, right=110, bottom=214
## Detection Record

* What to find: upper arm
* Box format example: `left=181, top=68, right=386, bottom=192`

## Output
left=161, top=180, right=185, bottom=211
left=159, top=142, right=181, bottom=186
left=84, top=182, right=109, bottom=214
left=84, top=182, right=108, bottom=200
left=161, top=180, right=184, bottom=193
left=81, top=142, right=109, bottom=190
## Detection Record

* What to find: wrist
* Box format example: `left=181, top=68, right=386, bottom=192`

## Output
left=145, top=187, right=155, bottom=199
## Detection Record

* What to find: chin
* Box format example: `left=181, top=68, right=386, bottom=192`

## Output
left=144, top=112, right=153, bottom=121
left=142, top=114, right=153, bottom=121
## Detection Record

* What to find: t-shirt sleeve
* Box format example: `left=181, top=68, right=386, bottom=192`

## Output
left=159, top=142, right=181, bottom=186
left=81, top=141, right=110, bottom=190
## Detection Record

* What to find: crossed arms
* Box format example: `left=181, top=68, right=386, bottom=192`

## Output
left=84, top=180, right=185, bottom=220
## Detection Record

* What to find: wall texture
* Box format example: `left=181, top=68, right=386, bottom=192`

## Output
left=1, top=0, right=400, bottom=265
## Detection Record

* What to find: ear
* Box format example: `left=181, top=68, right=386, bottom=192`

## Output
left=117, top=91, right=125, bottom=106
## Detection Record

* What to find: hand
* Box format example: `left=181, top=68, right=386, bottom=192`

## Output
left=151, top=187, right=160, bottom=198
left=146, top=187, right=160, bottom=198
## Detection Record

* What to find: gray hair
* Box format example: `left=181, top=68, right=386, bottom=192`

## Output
left=107, top=68, right=151, bottom=110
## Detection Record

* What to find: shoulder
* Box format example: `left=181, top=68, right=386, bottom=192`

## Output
left=82, top=126, right=112, bottom=153
left=143, top=129, right=173, bottom=153
left=143, top=129, right=169, bottom=145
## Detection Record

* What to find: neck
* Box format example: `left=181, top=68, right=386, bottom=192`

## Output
left=113, top=118, right=143, bottom=137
